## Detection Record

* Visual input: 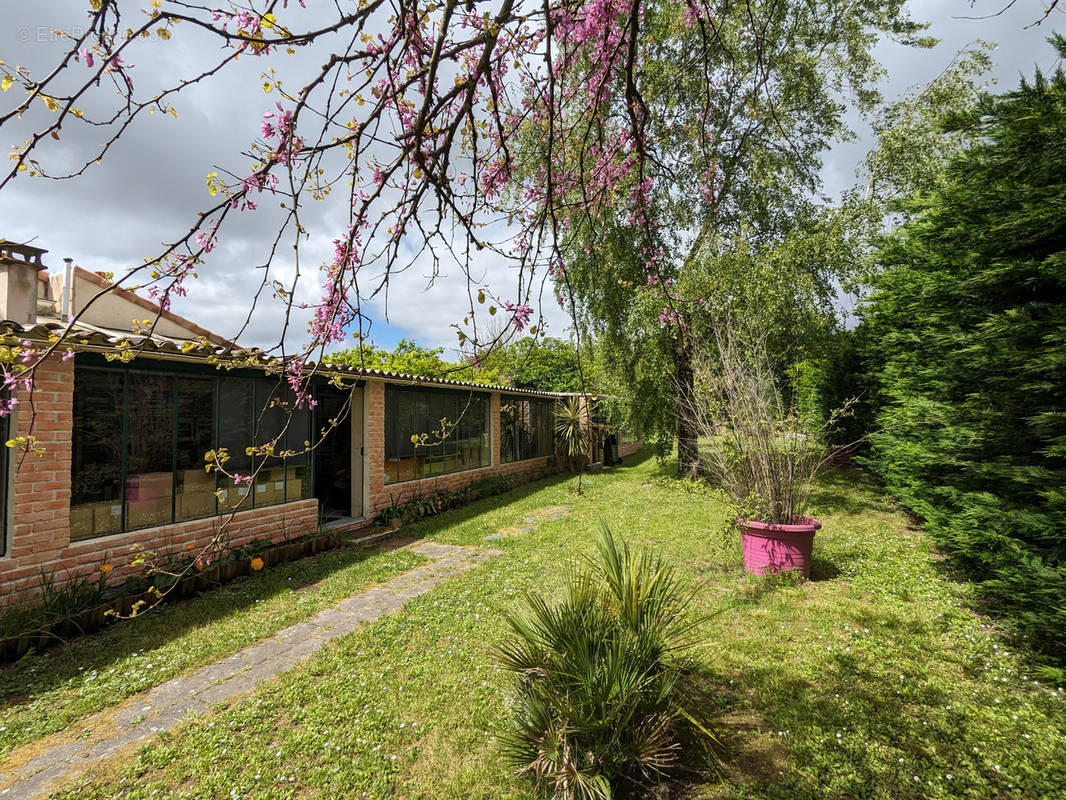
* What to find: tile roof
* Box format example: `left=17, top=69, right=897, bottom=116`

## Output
left=4, top=320, right=575, bottom=399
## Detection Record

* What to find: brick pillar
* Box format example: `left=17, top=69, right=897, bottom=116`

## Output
left=7, top=354, right=73, bottom=587
left=490, top=392, right=501, bottom=467
left=365, top=380, right=386, bottom=514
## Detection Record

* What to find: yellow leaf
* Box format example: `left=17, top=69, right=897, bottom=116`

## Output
left=167, top=107, right=178, bottom=117
left=43, top=95, right=59, bottom=112
left=477, top=290, right=485, bottom=304
left=70, top=107, right=83, bottom=118
left=0, top=75, right=12, bottom=92
left=263, top=82, right=272, bottom=93
left=157, top=28, right=171, bottom=40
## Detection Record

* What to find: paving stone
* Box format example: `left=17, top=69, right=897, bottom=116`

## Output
left=483, top=534, right=503, bottom=541
left=0, top=540, right=492, bottom=800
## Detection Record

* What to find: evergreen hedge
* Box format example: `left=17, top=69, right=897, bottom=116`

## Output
left=860, top=52, right=1066, bottom=664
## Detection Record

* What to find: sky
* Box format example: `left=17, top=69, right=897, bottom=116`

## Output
left=0, top=0, right=1062, bottom=355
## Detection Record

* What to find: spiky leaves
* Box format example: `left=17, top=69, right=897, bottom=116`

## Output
left=493, top=523, right=715, bottom=799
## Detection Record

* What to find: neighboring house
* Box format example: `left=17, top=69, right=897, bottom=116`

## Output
left=0, top=241, right=641, bottom=605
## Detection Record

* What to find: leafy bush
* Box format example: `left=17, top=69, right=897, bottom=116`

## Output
left=860, top=50, right=1066, bottom=661
left=493, top=523, right=716, bottom=799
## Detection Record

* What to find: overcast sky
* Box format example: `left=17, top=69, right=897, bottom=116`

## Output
left=0, top=0, right=1062, bottom=355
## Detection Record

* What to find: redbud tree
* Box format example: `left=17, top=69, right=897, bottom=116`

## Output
left=1, top=0, right=927, bottom=478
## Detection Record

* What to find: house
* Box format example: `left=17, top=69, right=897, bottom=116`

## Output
left=0, top=241, right=641, bottom=605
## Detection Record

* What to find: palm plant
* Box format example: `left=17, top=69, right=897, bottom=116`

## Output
left=554, top=396, right=592, bottom=493
left=493, top=523, right=717, bottom=799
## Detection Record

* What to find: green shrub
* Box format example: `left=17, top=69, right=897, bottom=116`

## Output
left=860, top=50, right=1066, bottom=662
left=493, top=523, right=716, bottom=799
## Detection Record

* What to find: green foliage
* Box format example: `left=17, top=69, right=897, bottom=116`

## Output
left=326, top=336, right=587, bottom=394
left=493, top=523, right=716, bottom=799
left=371, top=474, right=524, bottom=527
left=555, top=396, right=592, bottom=492
left=476, top=336, right=587, bottom=393
left=546, top=2, right=927, bottom=471
left=860, top=57, right=1066, bottom=661
left=326, top=339, right=456, bottom=378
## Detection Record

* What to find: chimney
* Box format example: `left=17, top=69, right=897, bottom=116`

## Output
left=0, top=239, right=47, bottom=326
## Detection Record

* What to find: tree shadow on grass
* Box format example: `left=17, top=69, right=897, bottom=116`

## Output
left=0, top=540, right=406, bottom=713
left=701, top=611, right=1027, bottom=800
left=807, top=469, right=882, bottom=517
left=0, top=471, right=580, bottom=714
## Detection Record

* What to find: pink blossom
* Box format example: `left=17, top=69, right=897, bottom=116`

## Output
left=505, top=302, right=534, bottom=332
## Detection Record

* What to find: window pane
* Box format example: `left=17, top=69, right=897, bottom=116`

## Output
left=385, top=387, right=488, bottom=483
left=71, top=369, right=125, bottom=540
left=218, top=378, right=254, bottom=513
left=253, top=381, right=287, bottom=508
left=176, top=378, right=216, bottom=522
left=125, top=373, right=175, bottom=530
left=285, top=394, right=312, bottom=502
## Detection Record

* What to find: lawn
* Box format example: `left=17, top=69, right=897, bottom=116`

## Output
left=8, top=454, right=1066, bottom=799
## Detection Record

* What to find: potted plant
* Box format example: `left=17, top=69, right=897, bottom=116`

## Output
left=687, top=323, right=849, bottom=578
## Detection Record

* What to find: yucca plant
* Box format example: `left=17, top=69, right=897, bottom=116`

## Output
left=554, top=396, right=592, bottom=493
left=493, top=523, right=717, bottom=799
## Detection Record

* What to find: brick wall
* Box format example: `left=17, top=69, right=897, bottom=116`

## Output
left=0, top=358, right=643, bottom=608
left=0, top=354, right=319, bottom=607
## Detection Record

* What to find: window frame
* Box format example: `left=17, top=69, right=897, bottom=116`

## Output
left=383, top=385, right=489, bottom=485
left=500, top=395, right=556, bottom=463
left=70, top=357, right=318, bottom=540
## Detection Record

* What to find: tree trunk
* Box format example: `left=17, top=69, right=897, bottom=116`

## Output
left=675, top=338, right=701, bottom=478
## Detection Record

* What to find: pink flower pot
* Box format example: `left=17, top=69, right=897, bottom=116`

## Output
left=739, top=517, right=821, bottom=578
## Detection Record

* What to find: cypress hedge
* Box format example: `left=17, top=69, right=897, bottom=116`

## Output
left=860, top=50, right=1066, bottom=665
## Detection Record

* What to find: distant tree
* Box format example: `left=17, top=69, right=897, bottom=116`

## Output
left=525, top=0, right=931, bottom=475
left=861, top=37, right=1066, bottom=664
left=477, top=336, right=585, bottom=393
left=325, top=339, right=456, bottom=379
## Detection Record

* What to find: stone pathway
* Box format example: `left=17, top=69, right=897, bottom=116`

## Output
left=484, top=505, right=574, bottom=541
left=0, top=540, right=494, bottom=800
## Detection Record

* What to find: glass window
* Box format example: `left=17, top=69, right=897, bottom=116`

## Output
left=176, top=378, right=217, bottom=522
left=71, top=369, right=125, bottom=540
left=252, top=381, right=288, bottom=508
left=501, top=396, right=556, bottom=463
left=384, top=387, right=488, bottom=484
left=217, top=378, right=254, bottom=513
left=69, top=364, right=314, bottom=539
left=285, top=392, right=312, bottom=503
left=125, top=373, right=175, bottom=531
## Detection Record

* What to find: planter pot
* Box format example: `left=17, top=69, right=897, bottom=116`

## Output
left=739, top=517, right=821, bottom=578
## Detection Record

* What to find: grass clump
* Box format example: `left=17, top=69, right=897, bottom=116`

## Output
left=494, top=522, right=716, bottom=799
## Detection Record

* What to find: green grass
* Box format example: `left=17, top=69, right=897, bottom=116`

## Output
left=10, top=455, right=1066, bottom=799
left=0, top=539, right=427, bottom=757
